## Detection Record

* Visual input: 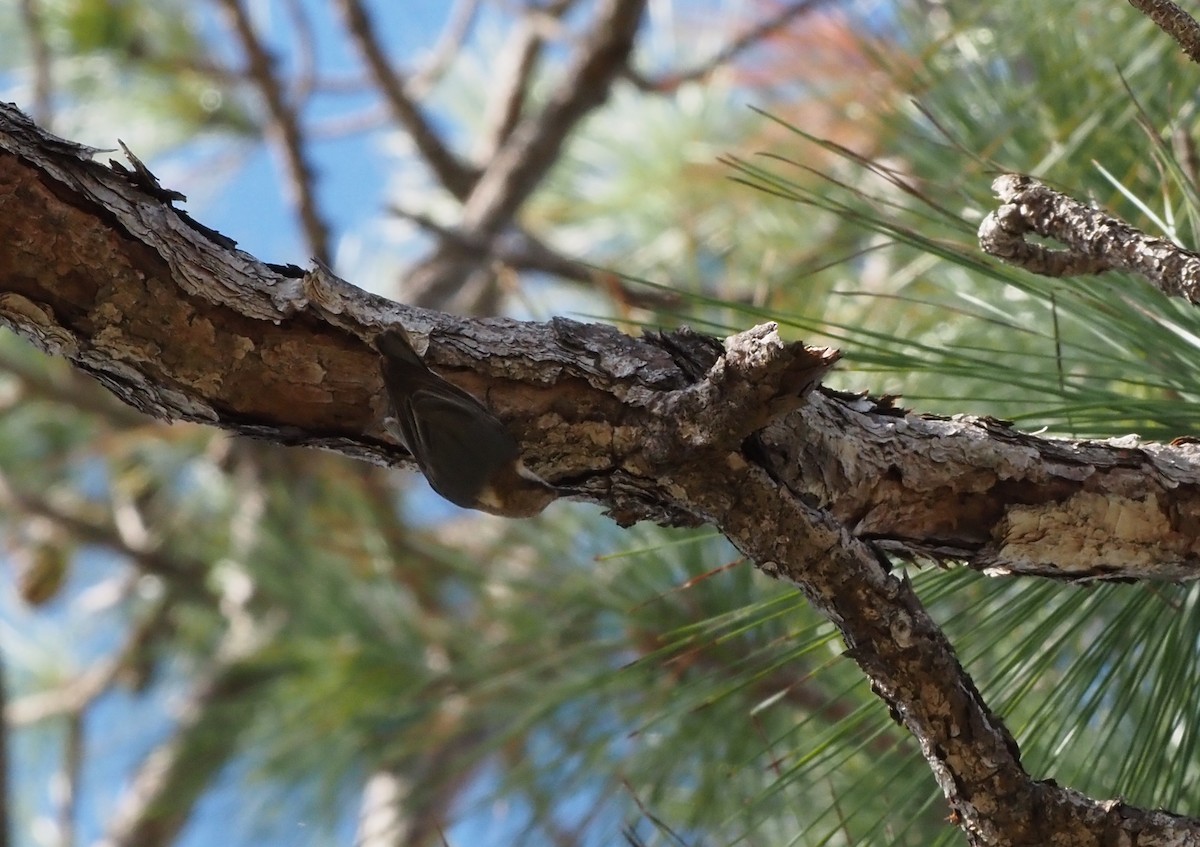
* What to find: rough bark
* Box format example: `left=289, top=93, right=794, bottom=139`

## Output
left=7, top=102, right=1200, bottom=845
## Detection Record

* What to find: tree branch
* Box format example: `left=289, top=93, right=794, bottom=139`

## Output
left=677, top=460, right=1200, bottom=845
left=759, top=389, right=1200, bottom=581
left=215, top=0, right=333, bottom=263
left=0, top=470, right=208, bottom=592
left=6, top=599, right=171, bottom=726
left=95, top=638, right=277, bottom=847
left=461, top=0, right=646, bottom=235
left=979, top=174, right=1200, bottom=300
left=5, top=105, right=1200, bottom=576
left=626, top=0, right=832, bottom=92
left=472, top=2, right=574, bottom=162
left=16, top=0, right=52, bottom=128
left=335, top=0, right=480, bottom=199
left=354, top=768, right=410, bottom=847
left=403, top=0, right=647, bottom=308
left=52, top=710, right=83, bottom=847
left=1128, top=0, right=1200, bottom=65
left=9, top=101, right=1200, bottom=845
left=407, top=0, right=482, bottom=97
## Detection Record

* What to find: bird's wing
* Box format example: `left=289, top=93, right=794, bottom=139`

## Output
left=405, top=389, right=520, bottom=507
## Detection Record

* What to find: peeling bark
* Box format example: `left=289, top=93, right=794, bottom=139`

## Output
left=764, top=391, right=1200, bottom=580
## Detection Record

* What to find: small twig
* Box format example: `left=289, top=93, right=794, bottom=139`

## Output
left=353, top=769, right=410, bottom=846
left=139, top=53, right=245, bottom=86
left=98, top=629, right=276, bottom=847
left=0, top=470, right=207, bottom=591
left=1128, top=0, right=1200, bottom=65
left=1173, top=124, right=1200, bottom=196
left=391, top=205, right=583, bottom=279
left=402, top=0, right=645, bottom=309
left=336, top=0, right=479, bottom=199
left=979, top=174, right=1200, bottom=303
left=308, top=104, right=391, bottom=140
left=627, top=0, right=831, bottom=91
left=391, top=205, right=684, bottom=309
left=474, top=18, right=545, bottom=162
left=7, top=599, right=170, bottom=726
left=214, top=0, right=333, bottom=263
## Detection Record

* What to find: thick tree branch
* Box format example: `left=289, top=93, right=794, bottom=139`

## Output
left=760, top=390, right=1200, bottom=581
left=9, top=102, right=1200, bottom=845
left=678, top=462, right=1200, bottom=845
left=6, top=104, right=1200, bottom=573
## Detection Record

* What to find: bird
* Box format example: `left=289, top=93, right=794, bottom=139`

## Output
left=375, top=326, right=559, bottom=517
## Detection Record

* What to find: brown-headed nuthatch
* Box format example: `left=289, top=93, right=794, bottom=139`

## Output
left=376, top=327, right=559, bottom=518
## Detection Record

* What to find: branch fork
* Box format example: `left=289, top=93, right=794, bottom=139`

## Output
left=643, top=322, right=838, bottom=462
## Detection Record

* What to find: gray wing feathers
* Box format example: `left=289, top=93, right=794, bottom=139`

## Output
left=377, top=327, right=522, bottom=509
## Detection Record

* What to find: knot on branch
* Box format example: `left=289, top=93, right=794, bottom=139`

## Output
left=644, top=322, right=839, bottom=463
